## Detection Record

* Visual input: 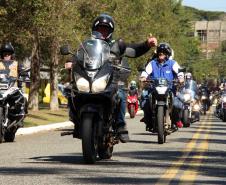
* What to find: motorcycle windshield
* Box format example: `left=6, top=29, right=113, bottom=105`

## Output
left=185, top=80, right=197, bottom=92
left=0, top=75, right=16, bottom=90
left=77, top=39, right=110, bottom=70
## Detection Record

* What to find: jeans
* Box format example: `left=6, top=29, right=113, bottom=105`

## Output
left=172, top=97, right=183, bottom=123
left=117, top=88, right=126, bottom=127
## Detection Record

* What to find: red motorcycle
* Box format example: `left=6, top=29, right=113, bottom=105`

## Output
left=127, top=94, right=139, bottom=118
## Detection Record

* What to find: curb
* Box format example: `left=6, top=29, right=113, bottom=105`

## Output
left=16, top=110, right=143, bottom=136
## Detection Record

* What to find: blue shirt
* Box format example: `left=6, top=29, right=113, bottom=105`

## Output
left=141, top=58, right=180, bottom=81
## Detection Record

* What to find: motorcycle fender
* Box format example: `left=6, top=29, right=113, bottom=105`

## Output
left=81, top=111, right=103, bottom=137
left=80, top=105, right=101, bottom=115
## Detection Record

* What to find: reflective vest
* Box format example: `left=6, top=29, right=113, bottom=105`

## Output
left=149, top=59, right=176, bottom=81
left=0, top=60, right=18, bottom=78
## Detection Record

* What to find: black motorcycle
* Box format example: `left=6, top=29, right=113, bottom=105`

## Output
left=215, top=92, right=226, bottom=122
left=60, top=34, right=130, bottom=163
left=200, top=89, right=210, bottom=115
left=0, top=69, right=29, bottom=143
left=143, top=78, right=174, bottom=144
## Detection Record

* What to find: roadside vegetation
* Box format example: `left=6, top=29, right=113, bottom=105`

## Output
left=0, top=0, right=225, bottom=112
left=24, top=105, right=68, bottom=127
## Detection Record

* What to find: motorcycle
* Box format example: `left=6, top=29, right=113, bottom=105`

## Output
left=182, top=80, right=200, bottom=127
left=0, top=69, right=29, bottom=143
left=127, top=90, right=138, bottom=118
left=216, top=93, right=226, bottom=122
left=200, top=89, right=210, bottom=115
left=143, top=78, right=174, bottom=144
left=60, top=33, right=131, bottom=164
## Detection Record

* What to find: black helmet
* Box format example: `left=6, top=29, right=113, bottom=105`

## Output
left=92, top=14, right=114, bottom=40
left=0, top=42, right=14, bottom=57
left=156, top=43, right=172, bottom=57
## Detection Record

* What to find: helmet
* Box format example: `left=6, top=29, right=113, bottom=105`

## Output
left=130, top=80, right=137, bottom=88
left=92, top=14, right=114, bottom=40
left=156, top=43, right=172, bottom=57
left=0, top=42, right=14, bottom=58
left=177, top=72, right=184, bottom=79
left=185, top=72, right=192, bottom=80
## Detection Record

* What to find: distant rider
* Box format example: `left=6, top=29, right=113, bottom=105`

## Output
left=139, top=42, right=180, bottom=130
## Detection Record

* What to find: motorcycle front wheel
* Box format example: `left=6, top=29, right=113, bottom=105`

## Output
left=129, top=105, right=135, bottom=118
left=81, top=113, right=98, bottom=164
left=4, top=130, right=16, bottom=142
left=223, top=110, right=226, bottom=122
left=157, top=106, right=165, bottom=144
left=183, top=109, right=190, bottom=127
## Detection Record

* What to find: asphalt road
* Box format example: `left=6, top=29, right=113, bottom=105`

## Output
left=0, top=109, right=226, bottom=185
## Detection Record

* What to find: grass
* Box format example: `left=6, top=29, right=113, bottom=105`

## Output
left=23, top=105, right=69, bottom=127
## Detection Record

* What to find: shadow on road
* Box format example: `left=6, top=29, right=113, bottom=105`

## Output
left=0, top=113, right=225, bottom=184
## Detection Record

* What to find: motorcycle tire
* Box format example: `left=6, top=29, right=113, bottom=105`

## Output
left=4, top=130, right=15, bottom=142
left=0, top=107, right=4, bottom=143
left=157, top=106, right=165, bottom=144
left=223, top=110, right=226, bottom=122
left=81, top=113, right=97, bottom=164
left=98, top=144, right=113, bottom=160
left=183, top=109, right=190, bottom=127
left=129, top=105, right=135, bottom=118
left=203, top=107, right=206, bottom=115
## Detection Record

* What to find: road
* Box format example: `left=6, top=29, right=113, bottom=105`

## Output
left=0, top=110, right=226, bottom=185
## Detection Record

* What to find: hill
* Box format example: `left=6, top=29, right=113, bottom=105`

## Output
left=184, top=6, right=226, bottom=21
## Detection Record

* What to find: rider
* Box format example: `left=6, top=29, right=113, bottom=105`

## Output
left=65, top=14, right=157, bottom=142
left=171, top=72, right=186, bottom=128
left=128, top=80, right=139, bottom=96
left=0, top=42, right=27, bottom=127
left=139, top=42, right=180, bottom=129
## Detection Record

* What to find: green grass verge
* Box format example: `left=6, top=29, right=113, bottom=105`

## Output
left=24, top=107, right=69, bottom=127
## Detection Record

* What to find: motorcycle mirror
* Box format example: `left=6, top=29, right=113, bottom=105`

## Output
left=111, top=43, right=121, bottom=57
left=60, top=45, right=73, bottom=55
left=125, top=48, right=136, bottom=57
left=19, top=67, right=30, bottom=77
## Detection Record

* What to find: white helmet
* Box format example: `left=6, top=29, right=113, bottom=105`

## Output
left=177, top=72, right=184, bottom=79
left=130, top=80, right=137, bottom=87
left=185, top=72, right=192, bottom=80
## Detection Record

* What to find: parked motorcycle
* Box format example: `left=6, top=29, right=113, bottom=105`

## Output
left=143, top=78, right=174, bottom=144
left=60, top=34, right=131, bottom=163
left=127, top=91, right=138, bottom=118
left=0, top=69, right=29, bottom=143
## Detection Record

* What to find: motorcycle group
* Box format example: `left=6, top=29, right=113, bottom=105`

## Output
left=0, top=13, right=219, bottom=165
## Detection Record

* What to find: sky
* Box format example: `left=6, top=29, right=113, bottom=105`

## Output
left=182, top=0, right=226, bottom=12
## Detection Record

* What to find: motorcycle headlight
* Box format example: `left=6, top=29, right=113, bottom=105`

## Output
left=193, top=104, right=200, bottom=111
left=184, top=93, right=191, bottom=102
left=127, top=99, right=131, bottom=103
left=223, top=96, right=226, bottom=102
left=156, top=86, right=168, bottom=95
left=201, top=96, right=207, bottom=100
left=91, top=74, right=109, bottom=93
left=76, top=77, right=90, bottom=92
